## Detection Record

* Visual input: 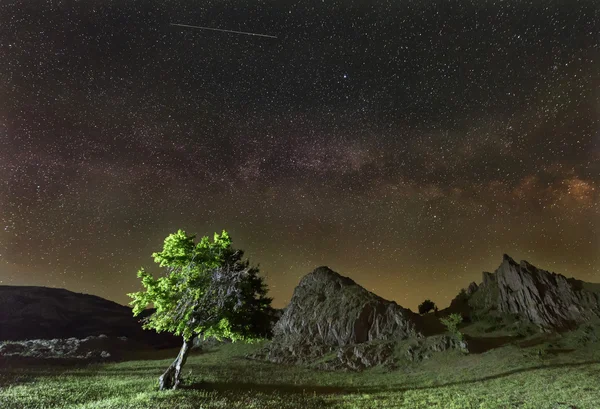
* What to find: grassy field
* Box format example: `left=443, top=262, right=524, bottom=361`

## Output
left=1, top=329, right=599, bottom=409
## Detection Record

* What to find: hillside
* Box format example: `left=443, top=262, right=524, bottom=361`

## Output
left=0, top=285, right=176, bottom=348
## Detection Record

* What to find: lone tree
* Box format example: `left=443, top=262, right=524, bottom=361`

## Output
left=418, top=299, right=437, bottom=314
left=128, top=229, right=273, bottom=390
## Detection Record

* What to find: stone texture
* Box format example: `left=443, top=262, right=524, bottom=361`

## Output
left=0, top=335, right=134, bottom=360
left=251, top=266, right=430, bottom=369
left=273, top=266, right=422, bottom=346
left=465, top=282, right=479, bottom=296
left=404, top=334, right=469, bottom=362
left=324, top=341, right=396, bottom=371
left=465, top=254, right=600, bottom=330
left=0, top=285, right=178, bottom=348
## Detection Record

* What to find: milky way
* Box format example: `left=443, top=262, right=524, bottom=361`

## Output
left=0, top=0, right=598, bottom=310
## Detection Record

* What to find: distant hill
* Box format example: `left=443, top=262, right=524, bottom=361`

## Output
left=0, top=285, right=177, bottom=348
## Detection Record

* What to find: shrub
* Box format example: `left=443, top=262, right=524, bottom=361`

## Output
left=418, top=299, right=437, bottom=314
left=440, top=313, right=464, bottom=341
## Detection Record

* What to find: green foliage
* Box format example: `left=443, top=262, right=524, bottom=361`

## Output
left=128, top=229, right=273, bottom=342
left=440, top=313, right=464, bottom=341
left=417, top=299, right=436, bottom=314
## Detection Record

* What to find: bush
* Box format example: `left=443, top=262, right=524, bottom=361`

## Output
left=418, top=299, right=436, bottom=314
left=440, top=313, right=464, bottom=341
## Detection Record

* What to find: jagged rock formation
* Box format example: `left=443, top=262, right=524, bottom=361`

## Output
left=462, top=255, right=600, bottom=330
left=251, top=267, right=464, bottom=369
left=465, top=282, right=479, bottom=296
left=0, top=286, right=178, bottom=348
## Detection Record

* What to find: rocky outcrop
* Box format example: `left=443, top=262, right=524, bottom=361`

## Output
left=404, top=334, right=468, bottom=362
left=0, top=335, right=136, bottom=360
left=274, top=267, right=422, bottom=345
left=465, top=282, right=479, bottom=296
left=251, top=266, right=453, bottom=369
left=464, top=255, right=600, bottom=330
left=319, top=334, right=469, bottom=371
left=0, top=286, right=178, bottom=348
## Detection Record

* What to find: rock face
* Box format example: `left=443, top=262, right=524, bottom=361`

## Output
left=251, top=266, right=434, bottom=369
left=275, top=266, right=422, bottom=346
left=404, top=334, right=468, bottom=362
left=466, top=255, right=600, bottom=330
left=0, top=286, right=178, bottom=348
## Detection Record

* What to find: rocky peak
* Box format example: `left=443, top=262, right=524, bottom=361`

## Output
left=465, top=282, right=479, bottom=296
left=253, top=266, right=428, bottom=369
left=502, top=253, right=517, bottom=263
left=469, top=255, right=600, bottom=330
left=482, top=271, right=496, bottom=286
left=273, top=266, right=422, bottom=345
left=298, top=266, right=359, bottom=291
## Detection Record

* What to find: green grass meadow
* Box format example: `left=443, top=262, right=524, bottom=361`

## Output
left=1, top=330, right=599, bottom=409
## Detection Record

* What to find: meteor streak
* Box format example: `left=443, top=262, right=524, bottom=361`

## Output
left=170, top=23, right=277, bottom=39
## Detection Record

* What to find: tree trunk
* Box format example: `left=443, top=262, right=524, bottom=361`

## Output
left=158, top=336, right=194, bottom=390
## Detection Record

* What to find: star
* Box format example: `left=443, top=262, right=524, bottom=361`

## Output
left=0, top=0, right=596, bottom=310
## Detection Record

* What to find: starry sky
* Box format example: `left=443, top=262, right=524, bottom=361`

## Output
left=0, top=0, right=598, bottom=310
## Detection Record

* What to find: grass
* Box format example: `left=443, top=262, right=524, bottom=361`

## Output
left=1, top=330, right=599, bottom=409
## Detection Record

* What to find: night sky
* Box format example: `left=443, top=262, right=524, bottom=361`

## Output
left=1, top=0, right=598, bottom=310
